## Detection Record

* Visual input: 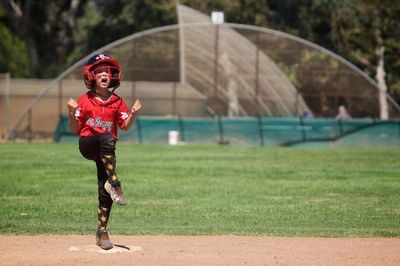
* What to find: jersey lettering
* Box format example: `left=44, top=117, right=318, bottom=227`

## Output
left=86, top=117, right=113, bottom=131
left=120, top=112, right=128, bottom=120
left=74, top=108, right=81, bottom=120
left=76, top=92, right=129, bottom=139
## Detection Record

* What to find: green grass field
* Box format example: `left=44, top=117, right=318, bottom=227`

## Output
left=0, top=143, right=399, bottom=237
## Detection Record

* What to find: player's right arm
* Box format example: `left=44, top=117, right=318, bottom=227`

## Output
left=67, top=97, right=81, bottom=134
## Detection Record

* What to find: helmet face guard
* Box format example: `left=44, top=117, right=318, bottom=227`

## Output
left=83, top=54, right=122, bottom=90
left=86, top=65, right=121, bottom=88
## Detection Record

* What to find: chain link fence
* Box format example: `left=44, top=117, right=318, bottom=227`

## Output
left=4, top=22, right=400, bottom=142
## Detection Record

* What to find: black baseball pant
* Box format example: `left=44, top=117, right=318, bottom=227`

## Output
left=79, top=132, right=118, bottom=230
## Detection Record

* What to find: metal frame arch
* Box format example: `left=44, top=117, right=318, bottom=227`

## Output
left=8, top=22, right=399, bottom=138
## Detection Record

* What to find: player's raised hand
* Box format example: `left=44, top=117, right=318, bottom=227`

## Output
left=131, top=99, right=142, bottom=114
left=68, top=98, right=78, bottom=113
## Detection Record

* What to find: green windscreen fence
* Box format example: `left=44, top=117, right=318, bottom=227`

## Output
left=54, top=115, right=400, bottom=147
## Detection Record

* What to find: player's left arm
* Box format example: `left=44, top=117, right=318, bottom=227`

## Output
left=121, top=99, right=142, bottom=132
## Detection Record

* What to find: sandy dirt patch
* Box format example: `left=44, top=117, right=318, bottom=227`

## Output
left=0, top=235, right=399, bottom=265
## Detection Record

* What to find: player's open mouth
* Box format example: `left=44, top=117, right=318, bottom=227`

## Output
left=100, top=78, right=109, bottom=85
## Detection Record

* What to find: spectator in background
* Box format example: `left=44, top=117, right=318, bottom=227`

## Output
left=302, top=111, right=314, bottom=119
left=335, top=105, right=352, bottom=120
left=320, top=103, right=335, bottom=118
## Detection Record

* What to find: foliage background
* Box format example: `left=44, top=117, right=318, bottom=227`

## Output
left=0, top=0, right=399, bottom=100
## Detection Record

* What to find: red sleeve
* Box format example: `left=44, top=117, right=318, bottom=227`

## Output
left=117, top=99, right=130, bottom=129
left=75, top=95, right=87, bottom=127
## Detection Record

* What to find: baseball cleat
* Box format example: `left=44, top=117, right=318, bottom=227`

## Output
left=104, top=181, right=128, bottom=205
left=96, top=229, right=113, bottom=250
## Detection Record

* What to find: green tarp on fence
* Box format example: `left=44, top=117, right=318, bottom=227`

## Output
left=54, top=115, right=400, bottom=147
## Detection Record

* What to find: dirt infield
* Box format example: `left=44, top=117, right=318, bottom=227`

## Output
left=1, top=235, right=399, bottom=265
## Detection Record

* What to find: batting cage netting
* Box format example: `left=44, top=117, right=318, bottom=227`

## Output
left=4, top=5, right=400, bottom=146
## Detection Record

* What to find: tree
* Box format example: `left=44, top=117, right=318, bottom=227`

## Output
left=82, top=0, right=176, bottom=55
left=0, top=0, right=88, bottom=77
left=297, top=0, right=400, bottom=118
left=0, top=0, right=178, bottom=77
left=0, top=0, right=399, bottom=111
left=181, top=0, right=270, bottom=26
left=0, top=21, right=29, bottom=77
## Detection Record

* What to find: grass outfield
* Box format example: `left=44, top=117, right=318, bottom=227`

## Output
left=0, top=143, right=399, bottom=237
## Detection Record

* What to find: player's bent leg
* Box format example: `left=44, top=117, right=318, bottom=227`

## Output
left=79, top=135, right=101, bottom=161
left=104, top=179, right=127, bottom=205
left=100, top=153, right=127, bottom=205
left=98, top=133, right=127, bottom=205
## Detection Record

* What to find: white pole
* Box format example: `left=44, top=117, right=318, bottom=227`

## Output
left=376, top=46, right=389, bottom=120
left=4, top=73, right=10, bottom=139
left=177, top=5, right=186, bottom=84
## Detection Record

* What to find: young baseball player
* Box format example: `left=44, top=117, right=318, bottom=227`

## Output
left=67, top=53, right=142, bottom=250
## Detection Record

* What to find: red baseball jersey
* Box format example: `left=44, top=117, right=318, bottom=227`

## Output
left=74, top=92, right=130, bottom=139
